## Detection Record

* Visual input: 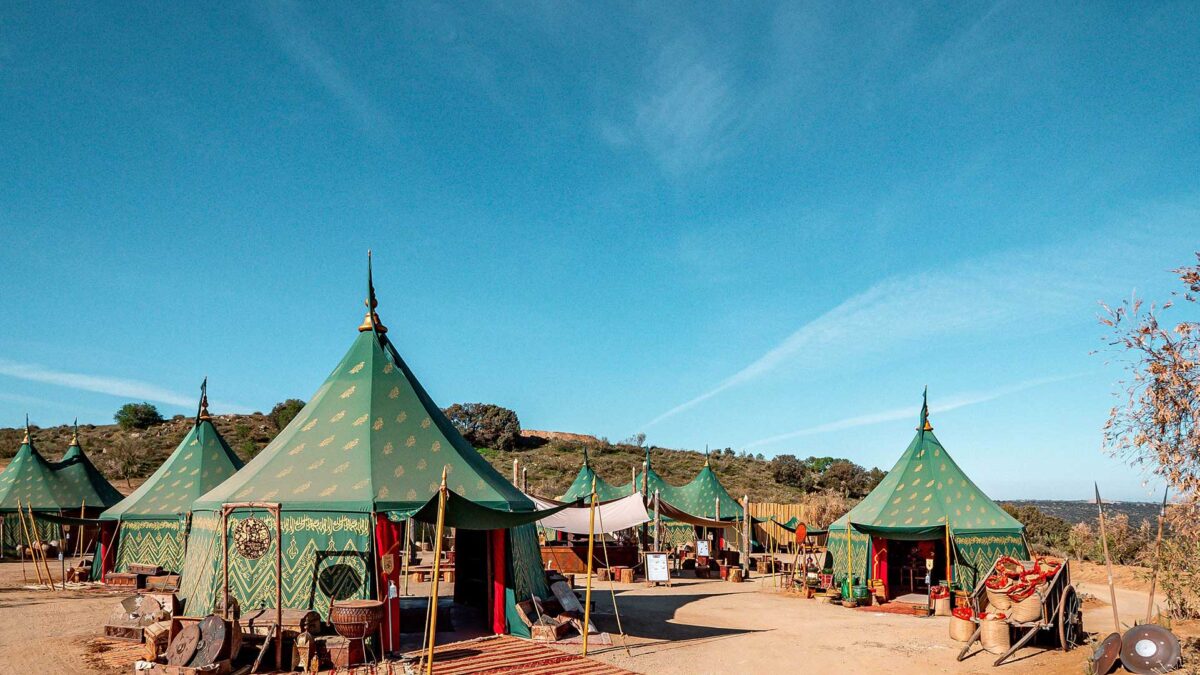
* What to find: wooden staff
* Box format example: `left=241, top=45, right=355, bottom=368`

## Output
left=27, top=504, right=56, bottom=591
left=14, top=500, right=36, bottom=584
left=73, top=502, right=87, bottom=560
left=583, top=477, right=597, bottom=657
left=1094, top=483, right=1121, bottom=632
left=425, top=467, right=449, bottom=675
left=1145, top=487, right=1169, bottom=623
left=16, top=500, right=44, bottom=587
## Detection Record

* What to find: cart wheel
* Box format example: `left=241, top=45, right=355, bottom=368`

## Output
left=1057, top=584, right=1082, bottom=650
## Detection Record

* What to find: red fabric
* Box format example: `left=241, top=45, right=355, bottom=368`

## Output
left=871, top=538, right=889, bottom=599
left=916, top=540, right=936, bottom=559
left=490, top=530, right=507, bottom=635
left=100, top=521, right=118, bottom=580
left=374, top=514, right=403, bottom=653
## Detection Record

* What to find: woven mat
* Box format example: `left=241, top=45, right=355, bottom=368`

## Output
left=405, top=634, right=632, bottom=674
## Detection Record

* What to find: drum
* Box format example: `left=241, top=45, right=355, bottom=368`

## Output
left=329, top=600, right=384, bottom=641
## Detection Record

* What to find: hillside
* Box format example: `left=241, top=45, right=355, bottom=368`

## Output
left=1, top=417, right=811, bottom=503
left=1002, top=499, right=1161, bottom=527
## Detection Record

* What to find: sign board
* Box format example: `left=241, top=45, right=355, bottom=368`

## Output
left=646, top=553, right=670, bottom=582
left=695, top=539, right=711, bottom=557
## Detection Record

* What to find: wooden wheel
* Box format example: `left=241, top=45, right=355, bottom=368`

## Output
left=1057, top=584, right=1082, bottom=650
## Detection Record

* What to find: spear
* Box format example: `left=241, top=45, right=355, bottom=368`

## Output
left=1144, top=487, right=1169, bottom=624
left=1094, top=483, right=1120, bottom=632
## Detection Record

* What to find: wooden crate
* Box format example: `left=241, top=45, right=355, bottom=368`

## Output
left=102, top=624, right=143, bottom=642
left=105, top=572, right=143, bottom=590
left=531, top=617, right=573, bottom=643
left=127, top=563, right=164, bottom=576
left=146, top=574, right=180, bottom=591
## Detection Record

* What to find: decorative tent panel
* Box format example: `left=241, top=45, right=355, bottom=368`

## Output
left=0, top=513, right=60, bottom=556
left=827, top=527, right=870, bottom=583
left=115, top=519, right=186, bottom=573
left=953, top=532, right=1028, bottom=591
left=178, top=511, right=373, bottom=619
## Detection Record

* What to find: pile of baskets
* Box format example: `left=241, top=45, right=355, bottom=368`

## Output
left=983, top=556, right=1060, bottom=623
left=949, top=607, right=1011, bottom=654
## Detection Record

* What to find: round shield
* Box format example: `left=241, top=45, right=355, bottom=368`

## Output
left=1120, top=624, right=1182, bottom=674
left=1090, top=632, right=1122, bottom=675
left=232, top=517, right=271, bottom=560
left=795, top=524, right=807, bottom=543
left=166, top=623, right=201, bottom=666
left=189, top=615, right=229, bottom=667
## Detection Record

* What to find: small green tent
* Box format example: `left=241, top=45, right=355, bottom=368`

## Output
left=53, top=424, right=123, bottom=510
left=558, top=449, right=633, bottom=502
left=178, top=268, right=551, bottom=644
left=0, top=426, right=65, bottom=554
left=828, top=392, right=1027, bottom=594
left=100, top=385, right=244, bottom=574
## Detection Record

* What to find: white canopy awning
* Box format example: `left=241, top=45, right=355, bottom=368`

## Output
left=526, top=491, right=650, bottom=535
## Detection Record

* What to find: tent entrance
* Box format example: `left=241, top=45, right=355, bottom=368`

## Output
left=395, top=527, right=499, bottom=650
left=880, top=538, right=947, bottom=600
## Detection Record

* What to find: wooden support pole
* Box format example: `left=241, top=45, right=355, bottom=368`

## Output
left=1146, top=488, right=1168, bottom=624
left=425, top=467, right=449, bottom=675
left=1094, top=483, right=1121, bottom=633
left=15, top=499, right=38, bottom=585
left=583, top=477, right=598, bottom=657
left=945, top=525, right=952, bottom=589
left=27, top=504, right=55, bottom=591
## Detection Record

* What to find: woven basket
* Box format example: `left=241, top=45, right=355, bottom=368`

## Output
left=985, top=585, right=1012, bottom=611
left=949, top=616, right=975, bottom=642
left=980, top=618, right=1011, bottom=655
left=933, top=596, right=952, bottom=617
left=1007, top=588, right=1044, bottom=623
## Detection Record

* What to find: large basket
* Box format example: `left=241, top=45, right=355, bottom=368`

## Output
left=933, top=596, right=952, bottom=617
left=949, top=616, right=974, bottom=642
left=980, top=618, right=1011, bottom=655
left=329, top=600, right=384, bottom=641
left=1006, top=588, right=1045, bottom=623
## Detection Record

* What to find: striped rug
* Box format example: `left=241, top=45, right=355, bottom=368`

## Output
left=406, top=635, right=634, bottom=675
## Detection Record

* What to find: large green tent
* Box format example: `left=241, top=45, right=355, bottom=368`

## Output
left=100, top=386, right=244, bottom=574
left=0, top=427, right=64, bottom=554
left=178, top=273, right=550, bottom=642
left=828, top=393, right=1027, bottom=594
left=53, top=425, right=123, bottom=510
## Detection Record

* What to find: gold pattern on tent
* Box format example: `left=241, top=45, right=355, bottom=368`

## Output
left=116, top=521, right=185, bottom=572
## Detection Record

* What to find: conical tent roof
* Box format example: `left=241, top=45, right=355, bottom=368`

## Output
left=103, top=417, right=243, bottom=521
left=54, top=428, right=123, bottom=509
left=558, top=450, right=633, bottom=502
left=829, top=396, right=1022, bottom=539
left=672, top=460, right=743, bottom=519
left=194, top=324, right=532, bottom=513
left=0, top=430, right=66, bottom=510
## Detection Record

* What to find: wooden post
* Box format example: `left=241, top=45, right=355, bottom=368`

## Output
left=583, top=477, right=598, bottom=656
left=26, top=504, right=55, bottom=590
left=15, top=499, right=38, bottom=585
left=522, top=467, right=528, bottom=493
left=653, top=490, right=660, bottom=552
left=221, top=509, right=230, bottom=620
left=1094, top=483, right=1121, bottom=632
left=741, top=496, right=749, bottom=576
left=945, top=526, right=952, bottom=590
left=1146, top=488, right=1168, bottom=624
left=274, top=506, right=282, bottom=670
left=631, top=467, right=636, bottom=495
left=512, top=459, right=519, bottom=485
left=425, top=467, right=449, bottom=675
left=846, top=525, right=853, bottom=588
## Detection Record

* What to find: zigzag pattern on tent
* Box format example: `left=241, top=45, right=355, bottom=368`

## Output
left=509, top=524, right=548, bottom=601
left=658, top=522, right=696, bottom=550
left=827, top=529, right=871, bottom=582
left=177, top=512, right=371, bottom=619
left=953, top=534, right=1027, bottom=591
left=115, top=520, right=186, bottom=573
left=0, top=514, right=60, bottom=556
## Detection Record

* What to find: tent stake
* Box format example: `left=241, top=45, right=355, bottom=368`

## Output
left=425, top=467, right=449, bottom=675
left=583, top=477, right=597, bottom=657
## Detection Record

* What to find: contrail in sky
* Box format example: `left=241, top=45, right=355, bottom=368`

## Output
left=0, top=360, right=248, bottom=412
left=743, top=373, right=1083, bottom=449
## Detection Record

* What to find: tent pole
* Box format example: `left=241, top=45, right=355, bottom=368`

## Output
left=595, top=497, right=632, bottom=657
left=425, top=468, right=449, bottom=675
left=402, top=518, right=413, bottom=596
left=846, top=525, right=852, bottom=589
left=1145, top=487, right=1168, bottom=623
left=274, top=506, right=282, bottom=671
left=221, top=508, right=230, bottom=620
left=15, top=500, right=37, bottom=585
left=653, top=490, right=660, bottom=552
left=741, top=496, right=749, bottom=577
left=583, top=478, right=597, bottom=657
left=27, top=504, right=55, bottom=591
left=1094, top=483, right=1121, bottom=633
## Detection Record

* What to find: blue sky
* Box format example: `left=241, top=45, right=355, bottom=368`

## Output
left=1, top=2, right=1197, bottom=501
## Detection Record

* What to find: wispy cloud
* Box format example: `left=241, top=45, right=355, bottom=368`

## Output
left=744, top=374, right=1081, bottom=449
left=260, top=1, right=392, bottom=134
left=641, top=225, right=1184, bottom=430
left=0, top=360, right=247, bottom=412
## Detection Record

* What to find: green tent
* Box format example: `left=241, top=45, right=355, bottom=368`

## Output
left=636, top=452, right=743, bottom=520
left=179, top=274, right=549, bottom=640
left=100, top=387, right=244, bottom=573
left=0, top=427, right=65, bottom=554
left=53, top=425, right=123, bottom=510
left=828, top=392, right=1027, bottom=593
left=558, top=449, right=634, bottom=502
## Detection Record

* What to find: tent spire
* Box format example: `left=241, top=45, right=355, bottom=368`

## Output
left=582, top=445, right=590, bottom=467
left=704, top=444, right=710, bottom=467
left=197, top=377, right=212, bottom=422
left=22, top=414, right=30, bottom=444
left=358, top=250, right=388, bottom=334
left=918, top=386, right=933, bottom=432
left=70, top=417, right=79, bottom=446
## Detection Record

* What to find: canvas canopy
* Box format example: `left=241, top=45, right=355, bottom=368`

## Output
left=527, top=492, right=649, bottom=535
left=828, top=393, right=1026, bottom=590
left=387, top=489, right=578, bottom=530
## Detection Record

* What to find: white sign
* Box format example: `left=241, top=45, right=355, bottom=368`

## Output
left=646, top=553, right=670, bottom=582
left=695, top=540, right=711, bottom=557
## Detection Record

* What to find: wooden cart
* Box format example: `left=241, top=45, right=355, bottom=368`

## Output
left=956, top=559, right=1083, bottom=667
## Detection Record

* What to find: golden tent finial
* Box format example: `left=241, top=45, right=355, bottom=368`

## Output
left=21, top=415, right=30, bottom=445
left=70, top=417, right=79, bottom=445
left=358, top=250, right=388, bottom=334
left=199, top=378, right=212, bottom=421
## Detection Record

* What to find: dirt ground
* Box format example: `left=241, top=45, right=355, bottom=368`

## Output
left=0, top=558, right=1183, bottom=675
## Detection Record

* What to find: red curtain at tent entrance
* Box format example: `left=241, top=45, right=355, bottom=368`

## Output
left=99, top=521, right=118, bottom=580
left=489, top=530, right=506, bottom=635
left=871, top=538, right=888, bottom=599
left=374, top=514, right=403, bottom=653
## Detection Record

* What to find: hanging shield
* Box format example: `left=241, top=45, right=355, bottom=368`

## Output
left=795, top=524, right=807, bottom=544
left=1119, top=624, right=1182, bottom=674
left=166, top=623, right=201, bottom=666
left=1089, top=632, right=1122, bottom=675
